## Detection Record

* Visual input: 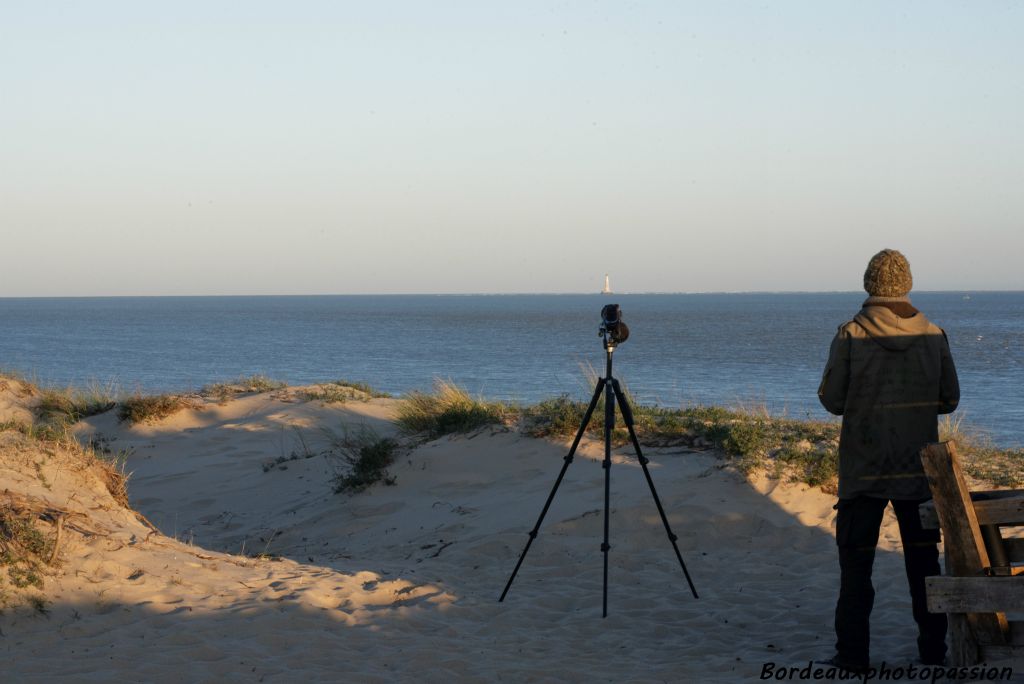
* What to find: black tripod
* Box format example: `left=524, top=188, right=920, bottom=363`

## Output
left=499, top=331, right=698, bottom=617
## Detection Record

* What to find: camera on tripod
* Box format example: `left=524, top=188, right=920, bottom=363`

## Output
left=501, top=303, right=697, bottom=615
left=599, top=304, right=630, bottom=346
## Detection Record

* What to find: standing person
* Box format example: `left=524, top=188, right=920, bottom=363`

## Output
left=818, top=249, right=960, bottom=671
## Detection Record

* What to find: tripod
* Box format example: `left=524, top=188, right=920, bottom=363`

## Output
left=499, top=334, right=698, bottom=617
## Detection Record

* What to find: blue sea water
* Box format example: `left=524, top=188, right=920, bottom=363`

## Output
left=1, top=292, right=1021, bottom=446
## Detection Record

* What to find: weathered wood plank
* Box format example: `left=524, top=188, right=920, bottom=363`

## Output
left=927, top=576, right=1024, bottom=614
left=973, top=495, right=1024, bottom=527
left=920, top=441, right=1008, bottom=651
left=951, top=613, right=980, bottom=665
left=921, top=443, right=994, bottom=574
left=921, top=491, right=1024, bottom=530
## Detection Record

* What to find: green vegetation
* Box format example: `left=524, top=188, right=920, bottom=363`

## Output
left=396, top=379, right=842, bottom=489
left=519, top=392, right=1024, bottom=491
left=0, top=376, right=118, bottom=436
left=36, top=383, right=118, bottom=426
left=522, top=394, right=841, bottom=488
left=118, top=394, right=196, bottom=425
left=6, top=371, right=1023, bottom=500
left=400, top=381, right=840, bottom=486
left=522, top=395, right=589, bottom=438
left=0, top=507, right=54, bottom=592
left=322, top=426, right=400, bottom=493
left=0, top=419, right=71, bottom=445
left=396, top=380, right=510, bottom=438
left=299, top=380, right=391, bottom=404
left=201, top=374, right=287, bottom=403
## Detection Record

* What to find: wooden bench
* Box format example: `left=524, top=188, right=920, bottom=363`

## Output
left=919, top=441, right=1024, bottom=665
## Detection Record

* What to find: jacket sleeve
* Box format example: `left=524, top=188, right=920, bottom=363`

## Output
left=938, top=330, right=960, bottom=415
left=818, top=325, right=850, bottom=416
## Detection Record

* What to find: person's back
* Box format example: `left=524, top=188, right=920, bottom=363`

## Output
left=819, top=296, right=960, bottom=500
left=817, top=249, right=959, bottom=672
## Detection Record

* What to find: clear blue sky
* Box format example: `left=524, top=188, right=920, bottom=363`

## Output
left=2, top=2, right=1021, bottom=295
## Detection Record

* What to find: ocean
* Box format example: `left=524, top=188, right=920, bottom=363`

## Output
left=1, top=292, right=1021, bottom=446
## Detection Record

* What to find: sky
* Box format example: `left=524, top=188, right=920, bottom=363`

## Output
left=1, top=1, right=1022, bottom=296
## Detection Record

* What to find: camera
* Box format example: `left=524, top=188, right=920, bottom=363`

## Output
left=600, top=304, right=629, bottom=345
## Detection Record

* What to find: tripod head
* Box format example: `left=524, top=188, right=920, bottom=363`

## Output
left=598, top=303, right=629, bottom=350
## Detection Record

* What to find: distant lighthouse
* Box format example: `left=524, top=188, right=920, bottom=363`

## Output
left=601, top=274, right=612, bottom=295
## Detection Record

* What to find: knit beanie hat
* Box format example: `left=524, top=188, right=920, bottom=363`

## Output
left=863, top=249, right=913, bottom=297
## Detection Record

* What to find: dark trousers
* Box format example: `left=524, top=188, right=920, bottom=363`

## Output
left=835, top=496, right=948, bottom=666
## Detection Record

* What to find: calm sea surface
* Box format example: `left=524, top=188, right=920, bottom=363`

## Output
left=1, top=293, right=1021, bottom=446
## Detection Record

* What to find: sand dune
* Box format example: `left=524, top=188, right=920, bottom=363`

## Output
left=2, top=387, right=936, bottom=682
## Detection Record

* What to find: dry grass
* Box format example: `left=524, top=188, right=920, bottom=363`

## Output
left=36, top=382, right=118, bottom=425
left=942, top=414, right=1024, bottom=487
left=0, top=427, right=133, bottom=608
left=0, top=371, right=38, bottom=398
left=298, top=380, right=391, bottom=404
left=396, top=380, right=511, bottom=438
left=522, top=387, right=1024, bottom=493
left=201, top=374, right=287, bottom=403
left=522, top=396, right=841, bottom=489
left=0, top=420, right=70, bottom=446
left=396, top=375, right=842, bottom=488
left=117, top=394, right=197, bottom=425
left=0, top=504, right=55, bottom=593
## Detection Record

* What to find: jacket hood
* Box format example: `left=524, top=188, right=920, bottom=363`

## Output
left=853, top=296, right=932, bottom=351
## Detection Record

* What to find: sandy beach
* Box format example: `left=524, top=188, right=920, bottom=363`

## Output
left=2, top=382, right=942, bottom=682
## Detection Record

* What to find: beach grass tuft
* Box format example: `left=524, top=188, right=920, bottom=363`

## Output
left=36, top=382, right=118, bottom=426
left=941, top=414, right=1024, bottom=487
left=396, top=380, right=510, bottom=438
left=0, top=420, right=55, bottom=445
left=117, top=394, right=196, bottom=425
left=322, top=426, right=399, bottom=493
left=201, top=374, right=287, bottom=403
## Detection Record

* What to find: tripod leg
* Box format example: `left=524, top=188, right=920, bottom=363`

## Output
left=612, top=379, right=699, bottom=599
left=602, top=370, right=615, bottom=617
left=499, top=378, right=606, bottom=602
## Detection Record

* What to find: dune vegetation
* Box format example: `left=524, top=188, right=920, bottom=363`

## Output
left=4, top=371, right=1022, bottom=497
left=395, top=379, right=1024, bottom=493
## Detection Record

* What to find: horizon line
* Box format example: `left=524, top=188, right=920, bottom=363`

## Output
left=1, top=289, right=1020, bottom=299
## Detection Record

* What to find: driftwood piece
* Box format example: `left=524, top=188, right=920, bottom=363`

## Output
left=48, top=515, right=64, bottom=564
left=1, top=490, right=104, bottom=537
left=1, top=490, right=70, bottom=523
left=919, top=441, right=1009, bottom=660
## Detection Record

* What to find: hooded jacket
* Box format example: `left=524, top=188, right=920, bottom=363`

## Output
left=818, top=296, right=960, bottom=500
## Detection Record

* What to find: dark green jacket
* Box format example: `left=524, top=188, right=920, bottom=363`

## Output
left=818, top=296, right=959, bottom=500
